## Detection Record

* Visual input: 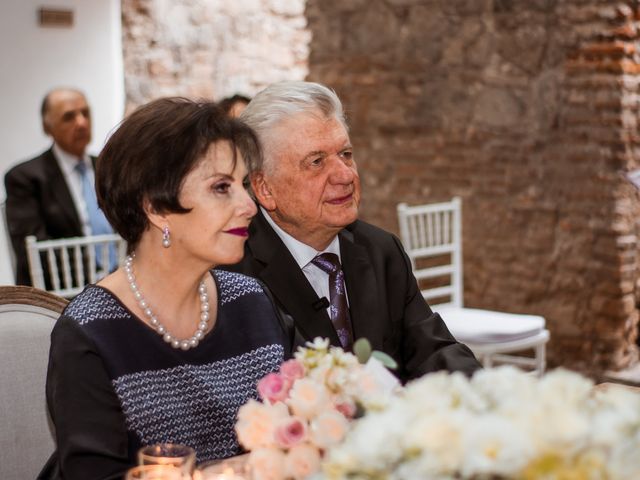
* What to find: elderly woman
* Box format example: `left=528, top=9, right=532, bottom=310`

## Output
left=40, top=98, right=292, bottom=479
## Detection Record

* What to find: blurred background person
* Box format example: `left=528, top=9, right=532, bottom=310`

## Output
left=218, top=93, right=251, bottom=118
left=41, top=98, right=292, bottom=479
left=4, top=87, right=115, bottom=286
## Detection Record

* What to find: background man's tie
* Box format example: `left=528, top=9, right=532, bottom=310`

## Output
left=311, top=252, right=354, bottom=349
left=75, top=162, right=117, bottom=270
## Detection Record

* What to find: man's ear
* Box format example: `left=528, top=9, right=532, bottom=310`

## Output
left=143, top=199, right=168, bottom=232
left=251, top=172, right=276, bottom=211
left=42, top=119, right=51, bottom=136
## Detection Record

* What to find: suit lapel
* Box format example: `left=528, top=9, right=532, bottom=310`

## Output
left=44, top=149, right=83, bottom=234
left=248, top=211, right=340, bottom=345
left=340, top=226, right=385, bottom=351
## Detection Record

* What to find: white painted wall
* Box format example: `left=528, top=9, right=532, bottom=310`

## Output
left=0, top=0, right=124, bottom=285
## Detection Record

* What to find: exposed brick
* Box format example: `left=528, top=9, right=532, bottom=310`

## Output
left=582, top=40, right=635, bottom=57
left=121, top=0, right=310, bottom=109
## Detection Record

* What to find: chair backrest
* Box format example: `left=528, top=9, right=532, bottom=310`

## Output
left=397, top=197, right=463, bottom=308
left=0, top=201, right=16, bottom=281
left=0, top=286, right=68, bottom=480
left=25, top=233, right=127, bottom=298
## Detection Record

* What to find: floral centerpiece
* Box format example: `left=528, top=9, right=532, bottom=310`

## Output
left=320, top=366, right=640, bottom=480
left=235, top=338, right=398, bottom=480
left=236, top=341, right=640, bottom=480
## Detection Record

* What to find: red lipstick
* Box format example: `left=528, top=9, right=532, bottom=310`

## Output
left=225, top=227, right=249, bottom=237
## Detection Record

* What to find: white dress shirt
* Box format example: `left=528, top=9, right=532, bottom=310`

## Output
left=260, top=207, right=349, bottom=313
left=53, top=143, right=94, bottom=236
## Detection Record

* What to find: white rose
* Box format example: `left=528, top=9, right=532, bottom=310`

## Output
left=402, top=411, right=467, bottom=474
left=471, top=366, right=535, bottom=414
left=235, top=400, right=288, bottom=449
left=248, top=448, right=286, bottom=480
left=287, top=378, right=331, bottom=419
left=307, top=362, right=331, bottom=386
left=591, top=386, right=640, bottom=448
left=325, top=406, right=405, bottom=471
left=609, top=436, right=640, bottom=479
left=537, top=369, right=594, bottom=408
left=325, top=366, right=350, bottom=390
left=404, top=371, right=482, bottom=413
left=284, top=443, right=322, bottom=480
left=460, top=414, right=532, bottom=478
left=310, top=410, right=350, bottom=448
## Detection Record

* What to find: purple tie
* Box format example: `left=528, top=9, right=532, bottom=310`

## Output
left=311, top=253, right=353, bottom=349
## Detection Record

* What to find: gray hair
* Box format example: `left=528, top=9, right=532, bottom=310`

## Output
left=240, top=81, right=346, bottom=175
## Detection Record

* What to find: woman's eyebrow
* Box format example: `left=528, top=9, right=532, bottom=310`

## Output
left=204, top=171, right=235, bottom=180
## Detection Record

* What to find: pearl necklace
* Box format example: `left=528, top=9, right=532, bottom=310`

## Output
left=124, top=254, right=210, bottom=350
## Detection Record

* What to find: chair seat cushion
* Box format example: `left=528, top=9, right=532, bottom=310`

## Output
left=436, top=306, right=546, bottom=344
left=0, top=304, right=57, bottom=479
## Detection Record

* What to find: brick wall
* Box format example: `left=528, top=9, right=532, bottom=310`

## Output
left=121, top=0, right=310, bottom=111
left=306, top=0, right=640, bottom=370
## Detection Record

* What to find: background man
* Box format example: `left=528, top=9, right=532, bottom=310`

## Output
left=218, top=94, right=251, bottom=118
left=4, top=87, right=113, bottom=285
left=228, top=81, right=481, bottom=382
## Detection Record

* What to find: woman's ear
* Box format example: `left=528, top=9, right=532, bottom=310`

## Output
left=251, top=172, right=276, bottom=211
left=143, top=199, right=168, bottom=231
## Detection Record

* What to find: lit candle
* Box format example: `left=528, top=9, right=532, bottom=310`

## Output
left=212, top=467, right=245, bottom=480
left=193, top=466, right=245, bottom=480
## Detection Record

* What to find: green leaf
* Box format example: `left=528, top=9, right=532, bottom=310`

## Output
left=353, top=338, right=372, bottom=364
left=371, top=350, right=398, bottom=370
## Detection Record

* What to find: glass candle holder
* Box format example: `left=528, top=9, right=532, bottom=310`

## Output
left=196, top=455, right=249, bottom=480
left=125, top=464, right=183, bottom=480
left=138, top=443, right=196, bottom=476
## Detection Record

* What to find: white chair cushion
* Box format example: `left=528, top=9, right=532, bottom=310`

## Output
left=437, top=306, right=546, bottom=344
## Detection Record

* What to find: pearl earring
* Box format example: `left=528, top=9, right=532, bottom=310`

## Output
left=162, top=226, right=171, bottom=248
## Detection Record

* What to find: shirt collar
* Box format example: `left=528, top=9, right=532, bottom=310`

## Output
left=259, top=206, right=341, bottom=269
left=53, top=143, right=89, bottom=176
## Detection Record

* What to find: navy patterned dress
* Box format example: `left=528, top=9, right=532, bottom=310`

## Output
left=40, top=270, right=291, bottom=480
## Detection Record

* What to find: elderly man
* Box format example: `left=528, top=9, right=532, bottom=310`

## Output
left=228, top=81, right=480, bottom=382
left=4, top=87, right=113, bottom=285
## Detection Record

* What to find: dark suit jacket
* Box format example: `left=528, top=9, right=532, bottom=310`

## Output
left=225, top=209, right=481, bottom=383
left=4, top=148, right=86, bottom=285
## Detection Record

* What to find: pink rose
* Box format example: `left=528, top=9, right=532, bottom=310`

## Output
left=284, top=444, right=321, bottom=480
left=280, top=359, right=305, bottom=381
left=258, top=373, right=291, bottom=403
left=334, top=399, right=357, bottom=419
left=274, top=417, right=307, bottom=448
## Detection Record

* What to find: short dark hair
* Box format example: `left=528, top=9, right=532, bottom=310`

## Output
left=96, top=97, right=261, bottom=251
left=40, top=93, right=51, bottom=119
left=218, top=94, right=251, bottom=115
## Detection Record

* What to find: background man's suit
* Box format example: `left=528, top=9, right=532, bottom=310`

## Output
left=4, top=148, right=86, bottom=285
left=227, top=209, right=481, bottom=383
